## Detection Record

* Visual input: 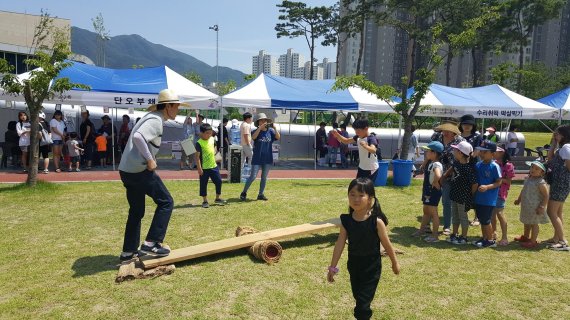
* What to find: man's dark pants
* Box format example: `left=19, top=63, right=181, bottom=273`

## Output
left=120, top=170, right=173, bottom=252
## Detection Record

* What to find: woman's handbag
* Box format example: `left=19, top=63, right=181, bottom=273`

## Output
left=40, top=128, right=53, bottom=146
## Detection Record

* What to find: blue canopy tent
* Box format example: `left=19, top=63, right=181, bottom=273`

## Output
left=538, top=87, right=570, bottom=122
left=388, top=84, right=555, bottom=119
left=223, top=73, right=391, bottom=111
left=223, top=73, right=393, bottom=169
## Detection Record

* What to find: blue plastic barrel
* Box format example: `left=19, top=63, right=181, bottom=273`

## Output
left=374, top=160, right=390, bottom=186
left=392, top=160, right=414, bottom=186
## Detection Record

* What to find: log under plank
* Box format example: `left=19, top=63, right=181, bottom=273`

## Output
left=141, top=218, right=340, bottom=269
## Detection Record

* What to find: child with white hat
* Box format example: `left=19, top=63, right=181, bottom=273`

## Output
left=513, top=161, right=549, bottom=249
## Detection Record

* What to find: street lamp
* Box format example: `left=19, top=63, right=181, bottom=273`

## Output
left=209, top=24, right=223, bottom=169
left=208, top=24, right=219, bottom=91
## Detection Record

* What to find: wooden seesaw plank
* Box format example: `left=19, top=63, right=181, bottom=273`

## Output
left=141, top=218, right=341, bottom=269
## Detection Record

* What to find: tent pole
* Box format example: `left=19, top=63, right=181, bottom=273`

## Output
left=112, top=107, right=116, bottom=171
left=314, top=110, right=317, bottom=170
left=220, top=97, right=224, bottom=171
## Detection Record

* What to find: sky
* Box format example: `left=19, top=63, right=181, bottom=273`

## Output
left=0, top=0, right=338, bottom=74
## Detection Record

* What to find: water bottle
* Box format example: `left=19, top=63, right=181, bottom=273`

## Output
left=241, top=163, right=250, bottom=183
left=230, top=124, right=240, bottom=145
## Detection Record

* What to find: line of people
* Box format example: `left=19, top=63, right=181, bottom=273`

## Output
left=415, top=114, right=569, bottom=251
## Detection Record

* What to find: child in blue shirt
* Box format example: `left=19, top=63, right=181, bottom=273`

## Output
left=473, top=141, right=502, bottom=248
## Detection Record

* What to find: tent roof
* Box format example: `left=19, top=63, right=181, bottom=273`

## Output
left=538, top=87, right=570, bottom=109
left=2, top=62, right=218, bottom=109
left=223, top=73, right=392, bottom=112
left=405, top=83, right=555, bottom=119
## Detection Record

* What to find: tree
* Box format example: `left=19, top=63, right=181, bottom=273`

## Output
left=334, top=0, right=495, bottom=159
left=183, top=71, right=202, bottom=85
left=243, top=74, right=257, bottom=82
left=0, top=11, right=88, bottom=187
left=275, top=1, right=333, bottom=79
left=321, top=2, right=343, bottom=76
left=339, top=0, right=386, bottom=75
left=92, top=13, right=110, bottom=67
left=497, top=0, right=565, bottom=91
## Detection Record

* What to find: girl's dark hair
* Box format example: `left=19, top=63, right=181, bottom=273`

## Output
left=459, top=123, right=477, bottom=135
left=18, top=111, right=28, bottom=123
left=500, top=149, right=511, bottom=164
left=556, top=125, right=570, bottom=147
left=53, top=110, right=63, bottom=118
left=8, top=121, right=17, bottom=131
left=347, top=178, right=388, bottom=225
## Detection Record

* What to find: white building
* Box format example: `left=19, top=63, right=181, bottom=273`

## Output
left=251, top=50, right=278, bottom=76
left=278, top=48, right=305, bottom=78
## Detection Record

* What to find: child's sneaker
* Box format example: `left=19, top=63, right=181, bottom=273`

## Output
left=549, top=241, right=570, bottom=251
left=446, top=234, right=458, bottom=244
left=514, top=235, right=530, bottom=242
left=476, top=239, right=497, bottom=248
left=424, top=236, right=439, bottom=243
left=257, top=194, right=268, bottom=201
left=75, top=168, right=81, bottom=172
left=456, top=236, right=469, bottom=245
left=472, top=238, right=484, bottom=246
left=240, top=192, right=247, bottom=201
left=214, top=198, right=226, bottom=205
left=202, top=201, right=210, bottom=208
left=139, top=242, right=170, bottom=257
left=521, top=241, right=538, bottom=249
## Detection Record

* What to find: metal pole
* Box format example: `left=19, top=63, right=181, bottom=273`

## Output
left=209, top=24, right=222, bottom=169
left=314, top=110, right=317, bottom=170
left=112, top=107, right=116, bottom=171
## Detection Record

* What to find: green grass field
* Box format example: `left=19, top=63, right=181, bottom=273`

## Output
left=1, top=179, right=569, bottom=319
left=522, top=131, right=553, bottom=150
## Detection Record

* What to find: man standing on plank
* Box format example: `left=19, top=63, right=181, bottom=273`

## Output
left=118, top=89, right=187, bottom=262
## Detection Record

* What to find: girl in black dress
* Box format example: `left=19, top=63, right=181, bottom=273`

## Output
left=328, top=178, right=400, bottom=320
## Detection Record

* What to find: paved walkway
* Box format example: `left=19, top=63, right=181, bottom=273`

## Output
left=0, top=159, right=530, bottom=184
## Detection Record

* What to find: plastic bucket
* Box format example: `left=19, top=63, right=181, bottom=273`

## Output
left=392, top=160, right=414, bottom=186
left=374, top=160, right=390, bottom=186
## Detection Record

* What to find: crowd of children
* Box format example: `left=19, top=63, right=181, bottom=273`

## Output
left=411, top=130, right=568, bottom=252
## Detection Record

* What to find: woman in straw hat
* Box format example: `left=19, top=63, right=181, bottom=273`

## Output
left=118, top=89, right=188, bottom=261
left=240, top=112, right=280, bottom=201
left=424, top=119, right=464, bottom=236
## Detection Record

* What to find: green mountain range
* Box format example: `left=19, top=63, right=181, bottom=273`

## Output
left=70, top=27, right=246, bottom=86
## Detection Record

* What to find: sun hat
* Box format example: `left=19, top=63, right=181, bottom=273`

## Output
left=421, top=141, right=444, bottom=153
left=475, top=140, right=497, bottom=152
left=460, top=114, right=476, bottom=125
left=525, top=160, right=546, bottom=172
left=451, top=141, right=473, bottom=156
left=486, top=126, right=496, bottom=132
left=147, top=89, right=191, bottom=111
left=435, top=122, right=461, bottom=136
left=254, top=113, right=272, bottom=127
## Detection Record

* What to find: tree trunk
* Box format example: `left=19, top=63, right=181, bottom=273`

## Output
left=310, top=35, right=315, bottom=80
left=445, top=50, right=453, bottom=86
left=336, top=37, right=343, bottom=76
left=399, top=118, right=413, bottom=160
left=517, top=41, right=524, bottom=93
left=23, top=84, right=41, bottom=187
left=356, top=18, right=365, bottom=75
left=26, top=111, right=40, bottom=187
left=471, top=48, right=479, bottom=87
